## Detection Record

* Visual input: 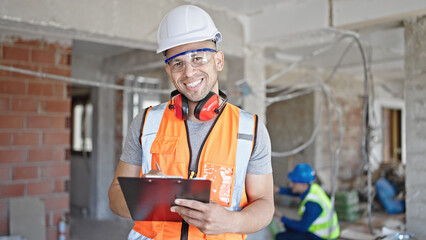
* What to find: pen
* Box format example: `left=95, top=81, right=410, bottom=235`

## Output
left=155, top=162, right=161, bottom=171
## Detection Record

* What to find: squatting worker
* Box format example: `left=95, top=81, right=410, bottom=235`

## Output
left=108, top=5, right=274, bottom=240
left=274, top=163, right=340, bottom=240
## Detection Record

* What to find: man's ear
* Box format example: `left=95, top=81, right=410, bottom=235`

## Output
left=215, top=50, right=224, bottom=71
left=165, top=64, right=171, bottom=77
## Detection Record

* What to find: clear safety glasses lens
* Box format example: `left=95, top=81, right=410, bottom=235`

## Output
left=165, top=48, right=216, bottom=73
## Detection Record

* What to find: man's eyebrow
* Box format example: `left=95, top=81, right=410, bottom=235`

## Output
left=169, top=58, right=183, bottom=62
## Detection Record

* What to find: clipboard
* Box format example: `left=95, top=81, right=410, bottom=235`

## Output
left=118, top=177, right=211, bottom=222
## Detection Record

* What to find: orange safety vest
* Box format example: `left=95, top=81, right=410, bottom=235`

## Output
left=132, top=102, right=257, bottom=240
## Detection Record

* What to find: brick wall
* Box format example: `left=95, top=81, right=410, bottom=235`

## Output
left=0, top=35, right=71, bottom=240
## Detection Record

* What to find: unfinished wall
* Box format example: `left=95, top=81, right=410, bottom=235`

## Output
left=319, top=73, right=365, bottom=191
left=267, top=91, right=315, bottom=187
left=404, top=15, right=426, bottom=239
left=265, top=61, right=366, bottom=191
left=0, top=33, right=71, bottom=239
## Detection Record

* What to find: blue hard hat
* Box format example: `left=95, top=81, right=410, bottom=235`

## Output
left=287, top=163, right=315, bottom=183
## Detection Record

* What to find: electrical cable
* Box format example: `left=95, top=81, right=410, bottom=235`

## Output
left=270, top=80, right=324, bottom=158
left=266, top=30, right=374, bottom=237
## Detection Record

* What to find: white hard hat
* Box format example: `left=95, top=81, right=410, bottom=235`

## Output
left=157, top=5, right=222, bottom=54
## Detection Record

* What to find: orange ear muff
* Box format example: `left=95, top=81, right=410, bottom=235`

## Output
left=194, top=92, right=219, bottom=121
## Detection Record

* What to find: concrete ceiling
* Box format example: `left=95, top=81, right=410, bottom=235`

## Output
left=70, top=0, right=426, bottom=82
left=191, top=0, right=426, bottom=81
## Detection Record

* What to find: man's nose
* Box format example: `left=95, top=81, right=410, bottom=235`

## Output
left=183, top=61, right=196, bottom=77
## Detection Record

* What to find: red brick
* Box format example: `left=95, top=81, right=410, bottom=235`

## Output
left=27, top=115, right=66, bottom=129
left=0, top=80, right=26, bottom=95
left=44, top=195, right=69, bottom=211
left=27, top=180, right=52, bottom=195
left=65, top=148, right=70, bottom=161
left=0, top=133, right=11, bottom=146
left=43, top=132, right=70, bottom=145
left=0, top=183, right=25, bottom=198
left=11, top=63, right=39, bottom=79
left=53, top=83, right=66, bottom=97
left=0, top=166, right=11, bottom=181
left=0, top=97, right=10, bottom=111
left=0, top=62, right=11, bottom=76
left=59, top=53, right=71, bottom=66
left=12, top=98, right=38, bottom=112
left=12, top=38, right=42, bottom=48
left=14, top=132, right=39, bottom=146
left=46, top=42, right=71, bottom=52
left=65, top=116, right=71, bottom=128
left=0, top=149, right=26, bottom=163
left=54, top=148, right=65, bottom=161
left=46, top=226, right=58, bottom=240
left=52, top=212, right=66, bottom=226
left=28, top=148, right=53, bottom=162
left=54, top=180, right=65, bottom=193
left=0, top=114, right=25, bottom=129
left=28, top=82, right=54, bottom=96
left=31, top=49, right=56, bottom=64
left=13, top=165, right=39, bottom=180
left=3, top=46, right=29, bottom=61
left=43, top=99, right=71, bottom=113
left=42, top=163, right=69, bottom=178
left=42, top=66, right=71, bottom=78
left=0, top=200, right=8, bottom=218
left=0, top=218, right=8, bottom=236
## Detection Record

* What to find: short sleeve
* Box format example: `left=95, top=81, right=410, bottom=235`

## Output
left=120, top=112, right=144, bottom=166
left=246, top=119, right=272, bottom=175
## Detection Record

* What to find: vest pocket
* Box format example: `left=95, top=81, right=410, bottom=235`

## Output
left=201, top=162, right=235, bottom=207
left=150, top=136, right=182, bottom=167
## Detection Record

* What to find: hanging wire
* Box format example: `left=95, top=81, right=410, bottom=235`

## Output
left=266, top=30, right=375, bottom=237
left=265, top=33, right=355, bottom=86
left=0, top=65, right=172, bottom=95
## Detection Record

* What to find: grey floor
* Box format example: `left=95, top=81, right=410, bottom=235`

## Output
left=70, top=216, right=272, bottom=240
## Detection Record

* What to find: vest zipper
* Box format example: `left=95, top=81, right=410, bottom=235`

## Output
left=180, top=106, right=226, bottom=240
left=181, top=120, right=192, bottom=240
left=192, top=106, right=225, bottom=178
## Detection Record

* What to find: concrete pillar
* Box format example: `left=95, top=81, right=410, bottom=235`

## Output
left=243, top=46, right=266, bottom=122
left=91, top=83, right=116, bottom=219
left=404, top=15, right=426, bottom=239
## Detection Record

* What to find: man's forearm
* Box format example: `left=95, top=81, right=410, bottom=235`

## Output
left=230, top=197, right=274, bottom=234
left=108, top=183, right=131, bottom=218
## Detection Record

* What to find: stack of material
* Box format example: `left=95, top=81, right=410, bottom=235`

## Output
left=335, top=190, right=360, bottom=222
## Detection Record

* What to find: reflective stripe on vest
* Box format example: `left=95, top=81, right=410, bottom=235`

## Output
left=298, top=183, right=340, bottom=239
left=230, top=110, right=254, bottom=211
left=140, top=103, right=167, bottom=176
left=134, top=102, right=255, bottom=240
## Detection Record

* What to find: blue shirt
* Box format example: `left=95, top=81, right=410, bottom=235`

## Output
left=278, top=185, right=323, bottom=239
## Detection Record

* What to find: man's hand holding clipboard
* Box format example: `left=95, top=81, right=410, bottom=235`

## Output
left=118, top=162, right=211, bottom=222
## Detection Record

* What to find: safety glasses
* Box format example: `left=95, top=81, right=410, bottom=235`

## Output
left=165, top=48, right=217, bottom=73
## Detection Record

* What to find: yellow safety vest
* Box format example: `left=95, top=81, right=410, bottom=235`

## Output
left=298, top=183, right=340, bottom=239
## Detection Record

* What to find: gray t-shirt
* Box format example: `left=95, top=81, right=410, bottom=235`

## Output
left=120, top=107, right=272, bottom=175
